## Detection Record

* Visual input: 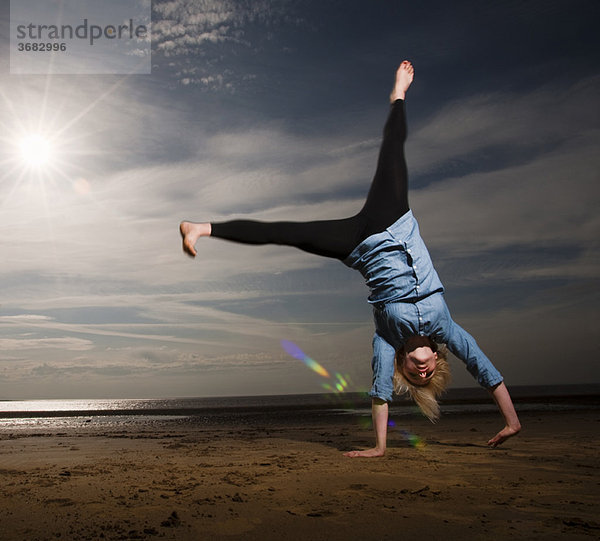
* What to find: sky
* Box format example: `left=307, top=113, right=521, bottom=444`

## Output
left=0, top=0, right=598, bottom=400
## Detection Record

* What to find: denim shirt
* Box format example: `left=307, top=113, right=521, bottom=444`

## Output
left=343, top=210, right=444, bottom=304
left=344, top=211, right=503, bottom=394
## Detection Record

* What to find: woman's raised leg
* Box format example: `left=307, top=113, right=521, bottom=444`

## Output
left=180, top=61, right=415, bottom=260
left=357, top=60, right=414, bottom=237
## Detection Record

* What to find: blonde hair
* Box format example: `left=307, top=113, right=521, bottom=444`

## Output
left=393, top=339, right=451, bottom=422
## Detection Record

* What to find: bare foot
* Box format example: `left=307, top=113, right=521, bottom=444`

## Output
left=343, top=447, right=386, bottom=458
left=390, top=60, right=414, bottom=103
left=179, top=221, right=211, bottom=257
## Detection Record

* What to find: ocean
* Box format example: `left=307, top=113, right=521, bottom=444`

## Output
left=0, top=384, right=598, bottom=433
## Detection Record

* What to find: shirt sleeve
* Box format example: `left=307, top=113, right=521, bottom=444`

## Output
left=429, top=296, right=503, bottom=388
left=443, top=319, right=504, bottom=388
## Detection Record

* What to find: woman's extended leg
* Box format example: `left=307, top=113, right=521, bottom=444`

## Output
left=356, top=60, right=413, bottom=237
left=180, top=61, right=414, bottom=260
left=180, top=215, right=365, bottom=259
left=210, top=216, right=366, bottom=260
left=179, top=216, right=364, bottom=259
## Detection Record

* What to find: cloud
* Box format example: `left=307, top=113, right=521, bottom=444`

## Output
left=414, top=132, right=599, bottom=249
left=2, top=72, right=597, bottom=312
left=151, top=0, right=302, bottom=87
left=1, top=35, right=598, bottom=399
left=405, top=75, right=600, bottom=285
left=0, top=315, right=53, bottom=323
left=20, top=346, right=298, bottom=380
left=0, top=336, right=94, bottom=351
left=408, top=75, right=600, bottom=178
left=29, top=362, right=134, bottom=378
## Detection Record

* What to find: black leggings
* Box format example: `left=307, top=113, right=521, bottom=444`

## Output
left=211, top=100, right=410, bottom=260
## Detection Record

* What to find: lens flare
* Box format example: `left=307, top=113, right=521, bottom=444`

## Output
left=281, top=339, right=330, bottom=378
left=401, top=430, right=425, bottom=449
left=388, top=420, right=426, bottom=449
left=281, top=340, right=351, bottom=393
left=336, top=373, right=348, bottom=387
left=357, top=416, right=372, bottom=429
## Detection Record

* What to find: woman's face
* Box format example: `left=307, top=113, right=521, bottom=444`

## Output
left=402, top=346, right=437, bottom=386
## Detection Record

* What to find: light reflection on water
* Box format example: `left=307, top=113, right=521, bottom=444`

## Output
left=1, top=403, right=596, bottom=434
left=0, top=415, right=187, bottom=432
left=0, top=398, right=180, bottom=412
left=0, top=388, right=597, bottom=433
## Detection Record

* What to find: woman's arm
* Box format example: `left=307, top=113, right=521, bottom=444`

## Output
left=440, top=316, right=521, bottom=446
left=487, top=381, right=521, bottom=447
left=344, top=398, right=389, bottom=458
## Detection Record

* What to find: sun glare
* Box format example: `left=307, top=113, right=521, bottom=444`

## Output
left=18, top=134, right=54, bottom=167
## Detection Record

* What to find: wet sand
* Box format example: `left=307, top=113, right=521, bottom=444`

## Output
left=0, top=409, right=598, bottom=540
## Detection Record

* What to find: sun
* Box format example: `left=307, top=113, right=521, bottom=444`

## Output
left=18, top=133, right=54, bottom=168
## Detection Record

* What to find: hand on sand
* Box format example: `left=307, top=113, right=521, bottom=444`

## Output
left=343, top=447, right=385, bottom=458
left=487, top=424, right=521, bottom=448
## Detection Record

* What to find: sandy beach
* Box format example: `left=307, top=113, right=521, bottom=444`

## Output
left=0, top=409, right=598, bottom=541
